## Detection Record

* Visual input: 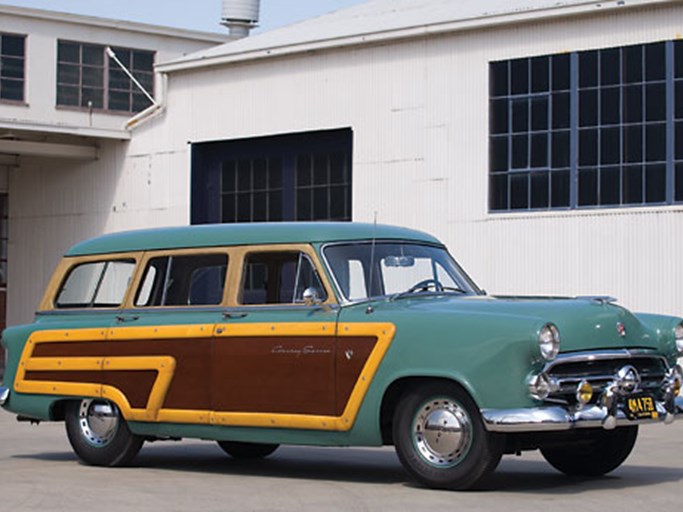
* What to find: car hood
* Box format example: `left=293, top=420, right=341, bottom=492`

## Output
left=373, top=294, right=662, bottom=353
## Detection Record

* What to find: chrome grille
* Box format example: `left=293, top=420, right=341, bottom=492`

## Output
left=544, top=351, right=668, bottom=404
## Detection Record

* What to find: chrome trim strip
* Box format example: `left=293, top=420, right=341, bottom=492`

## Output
left=0, top=386, right=9, bottom=406
left=482, top=396, right=683, bottom=433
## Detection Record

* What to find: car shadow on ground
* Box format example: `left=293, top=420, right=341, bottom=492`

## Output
left=13, top=442, right=683, bottom=493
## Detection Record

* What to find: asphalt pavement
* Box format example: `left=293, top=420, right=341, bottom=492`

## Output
left=0, top=409, right=681, bottom=511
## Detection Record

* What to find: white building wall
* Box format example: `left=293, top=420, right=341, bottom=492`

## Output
left=7, top=135, right=193, bottom=325
left=8, top=2, right=683, bottom=324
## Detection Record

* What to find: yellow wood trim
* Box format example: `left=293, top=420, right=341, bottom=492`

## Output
left=122, top=247, right=233, bottom=309
left=213, top=322, right=336, bottom=337
left=226, top=244, right=337, bottom=307
left=15, top=381, right=103, bottom=399
left=14, top=322, right=395, bottom=432
left=15, top=328, right=108, bottom=385
left=39, top=252, right=143, bottom=311
left=337, top=322, right=396, bottom=429
left=40, top=244, right=338, bottom=312
left=108, top=324, right=215, bottom=341
left=23, top=357, right=104, bottom=371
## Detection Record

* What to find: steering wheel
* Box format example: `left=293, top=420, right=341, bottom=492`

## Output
left=406, top=279, right=444, bottom=294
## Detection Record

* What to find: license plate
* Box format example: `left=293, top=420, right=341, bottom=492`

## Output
left=625, top=393, right=658, bottom=420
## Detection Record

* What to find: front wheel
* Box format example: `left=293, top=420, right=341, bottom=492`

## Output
left=541, top=426, right=638, bottom=476
left=65, top=399, right=143, bottom=466
left=393, top=383, right=503, bottom=490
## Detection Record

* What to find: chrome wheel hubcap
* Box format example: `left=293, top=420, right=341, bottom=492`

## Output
left=413, top=398, right=472, bottom=467
left=78, top=399, right=119, bottom=447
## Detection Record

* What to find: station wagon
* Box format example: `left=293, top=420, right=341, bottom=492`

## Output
left=1, top=222, right=682, bottom=490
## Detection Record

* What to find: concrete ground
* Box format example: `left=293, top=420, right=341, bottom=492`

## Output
left=0, top=409, right=681, bottom=512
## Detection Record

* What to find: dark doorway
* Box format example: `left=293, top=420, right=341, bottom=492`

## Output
left=191, top=128, right=353, bottom=224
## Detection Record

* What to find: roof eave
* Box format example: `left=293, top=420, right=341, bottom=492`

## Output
left=0, top=4, right=230, bottom=43
left=157, top=0, right=675, bottom=74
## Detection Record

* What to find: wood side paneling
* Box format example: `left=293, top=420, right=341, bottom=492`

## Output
left=211, top=336, right=336, bottom=415
left=23, top=334, right=378, bottom=417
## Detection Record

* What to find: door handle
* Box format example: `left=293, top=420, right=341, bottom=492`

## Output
left=115, top=315, right=140, bottom=323
left=222, top=312, right=248, bottom=319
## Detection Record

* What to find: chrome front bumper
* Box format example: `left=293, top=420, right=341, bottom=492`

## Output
left=0, top=386, right=8, bottom=406
left=482, top=395, right=683, bottom=433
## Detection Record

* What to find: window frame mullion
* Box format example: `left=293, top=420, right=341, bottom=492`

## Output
left=569, top=52, right=580, bottom=208
left=665, top=41, right=675, bottom=204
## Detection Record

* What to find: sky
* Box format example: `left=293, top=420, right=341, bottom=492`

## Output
left=1, top=0, right=369, bottom=33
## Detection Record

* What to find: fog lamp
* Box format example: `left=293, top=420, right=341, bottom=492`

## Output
left=671, top=365, right=682, bottom=397
left=576, top=380, right=593, bottom=405
left=529, top=373, right=552, bottom=401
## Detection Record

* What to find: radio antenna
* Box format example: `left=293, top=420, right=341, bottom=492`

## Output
left=368, top=211, right=378, bottom=298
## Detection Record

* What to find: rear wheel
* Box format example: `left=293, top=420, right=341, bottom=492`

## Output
left=541, top=426, right=638, bottom=476
left=392, top=382, right=503, bottom=490
left=217, top=441, right=279, bottom=459
left=65, top=399, right=143, bottom=466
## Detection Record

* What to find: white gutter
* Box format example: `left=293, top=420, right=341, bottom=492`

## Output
left=104, top=46, right=167, bottom=131
left=157, top=0, right=674, bottom=73
left=107, top=47, right=157, bottom=106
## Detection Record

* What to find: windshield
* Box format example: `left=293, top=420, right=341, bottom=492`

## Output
left=323, top=242, right=480, bottom=302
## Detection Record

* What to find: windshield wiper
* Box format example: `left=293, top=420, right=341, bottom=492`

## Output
left=389, top=287, right=467, bottom=302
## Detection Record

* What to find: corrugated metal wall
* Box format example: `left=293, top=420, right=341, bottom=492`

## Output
left=8, top=2, right=683, bottom=324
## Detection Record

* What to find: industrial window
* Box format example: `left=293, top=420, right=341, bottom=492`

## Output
left=295, top=152, right=351, bottom=221
left=0, top=33, right=25, bottom=102
left=192, top=129, right=353, bottom=224
left=221, top=157, right=285, bottom=222
left=56, top=41, right=154, bottom=113
left=490, top=40, right=683, bottom=211
left=220, top=151, right=351, bottom=223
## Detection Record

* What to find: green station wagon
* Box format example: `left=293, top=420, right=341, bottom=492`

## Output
left=1, top=222, right=682, bottom=490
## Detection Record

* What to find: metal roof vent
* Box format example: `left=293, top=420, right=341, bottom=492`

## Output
left=221, top=0, right=260, bottom=39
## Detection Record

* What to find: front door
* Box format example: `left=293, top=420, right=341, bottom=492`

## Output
left=211, top=246, right=339, bottom=427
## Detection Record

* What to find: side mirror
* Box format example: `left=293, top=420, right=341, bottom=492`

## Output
left=302, top=287, right=332, bottom=312
left=302, top=287, right=321, bottom=306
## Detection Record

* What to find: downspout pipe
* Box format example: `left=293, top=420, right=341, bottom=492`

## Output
left=124, top=72, right=167, bottom=130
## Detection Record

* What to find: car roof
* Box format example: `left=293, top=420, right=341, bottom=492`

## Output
left=65, top=222, right=443, bottom=256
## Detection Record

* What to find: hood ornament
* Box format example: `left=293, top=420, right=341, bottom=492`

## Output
left=616, top=322, right=626, bottom=338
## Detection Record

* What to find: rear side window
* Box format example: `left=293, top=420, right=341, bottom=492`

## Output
left=135, top=253, right=228, bottom=307
left=55, top=260, right=135, bottom=308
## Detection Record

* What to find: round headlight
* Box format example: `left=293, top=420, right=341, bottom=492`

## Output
left=675, top=322, right=683, bottom=354
left=538, top=323, right=561, bottom=361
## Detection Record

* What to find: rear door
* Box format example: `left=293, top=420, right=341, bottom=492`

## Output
left=103, top=249, right=229, bottom=422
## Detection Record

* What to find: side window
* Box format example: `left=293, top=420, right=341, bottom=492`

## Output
left=55, top=259, right=135, bottom=308
left=135, top=253, right=228, bottom=307
left=240, top=252, right=326, bottom=305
